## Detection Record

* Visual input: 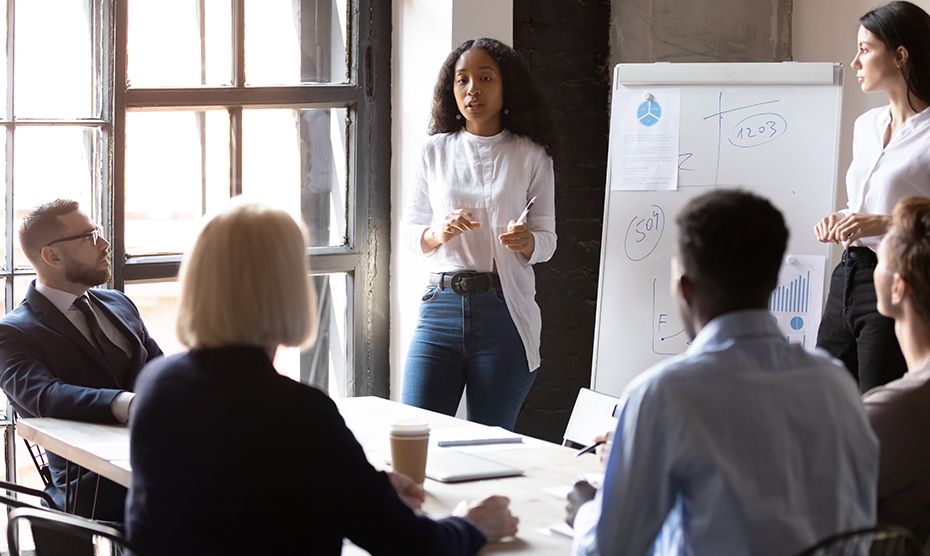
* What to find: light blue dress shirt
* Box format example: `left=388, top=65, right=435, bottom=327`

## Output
left=573, top=310, right=878, bottom=556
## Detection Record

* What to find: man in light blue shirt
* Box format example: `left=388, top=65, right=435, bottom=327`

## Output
left=571, top=190, right=878, bottom=556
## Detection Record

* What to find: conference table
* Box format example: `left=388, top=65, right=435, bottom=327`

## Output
left=17, top=396, right=603, bottom=555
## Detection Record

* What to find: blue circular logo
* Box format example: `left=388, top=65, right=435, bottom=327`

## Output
left=637, top=100, right=662, bottom=126
left=789, top=316, right=804, bottom=331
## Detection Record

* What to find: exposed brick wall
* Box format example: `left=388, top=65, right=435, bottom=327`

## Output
left=513, top=0, right=612, bottom=442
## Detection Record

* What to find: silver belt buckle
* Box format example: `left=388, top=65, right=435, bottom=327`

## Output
left=450, top=272, right=472, bottom=294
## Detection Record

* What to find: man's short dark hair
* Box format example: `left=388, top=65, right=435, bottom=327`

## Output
left=676, top=190, right=788, bottom=307
left=19, top=199, right=80, bottom=265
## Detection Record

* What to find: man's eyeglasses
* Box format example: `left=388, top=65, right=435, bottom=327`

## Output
left=45, top=227, right=103, bottom=247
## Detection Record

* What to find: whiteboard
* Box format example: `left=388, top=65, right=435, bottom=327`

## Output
left=591, top=63, right=843, bottom=397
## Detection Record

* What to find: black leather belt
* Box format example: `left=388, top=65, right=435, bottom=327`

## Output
left=842, top=246, right=877, bottom=263
left=430, top=272, right=501, bottom=294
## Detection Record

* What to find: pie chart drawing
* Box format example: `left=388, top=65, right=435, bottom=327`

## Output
left=637, top=100, right=662, bottom=126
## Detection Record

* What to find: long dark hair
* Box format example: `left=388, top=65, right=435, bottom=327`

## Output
left=428, top=37, right=558, bottom=158
left=860, top=1, right=930, bottom=111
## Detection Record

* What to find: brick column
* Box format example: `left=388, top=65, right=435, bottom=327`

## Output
left=513, top=0, right=612, bottom=441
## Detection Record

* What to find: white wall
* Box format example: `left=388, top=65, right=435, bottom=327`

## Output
left=451, top=0, right=513, bottom=47
left=792, top=0, right=930, bottom=212
left=390, top=1, right=513, bottom=400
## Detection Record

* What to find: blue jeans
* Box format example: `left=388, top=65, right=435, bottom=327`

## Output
left=402, top=284, right=536, bottom=430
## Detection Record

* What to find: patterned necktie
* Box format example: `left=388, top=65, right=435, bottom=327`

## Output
left=72, top=296, right=130, bottom=388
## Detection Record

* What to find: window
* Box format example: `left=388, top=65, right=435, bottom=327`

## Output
left=1, top=0, right=390, bottom=397
left=1, top=1, right=106, bottom=297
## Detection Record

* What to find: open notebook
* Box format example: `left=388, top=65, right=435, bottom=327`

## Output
left=425, top=449, right=524, bottom=483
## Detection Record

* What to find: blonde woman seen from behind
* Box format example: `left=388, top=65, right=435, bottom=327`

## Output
left=126, top=201, right=517, bottom=555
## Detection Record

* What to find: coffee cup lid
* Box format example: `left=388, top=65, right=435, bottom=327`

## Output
left=390, top=420, right=430, bottom=434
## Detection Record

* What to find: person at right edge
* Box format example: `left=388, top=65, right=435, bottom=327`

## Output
left=814, top=0, right=930, bottom=393
left=865, top=196, right=930, bottom=535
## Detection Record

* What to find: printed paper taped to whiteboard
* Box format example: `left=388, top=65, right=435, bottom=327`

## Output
left=609, top=86, right=681, bottom=191
left=769, top=254, right=826, bottom=349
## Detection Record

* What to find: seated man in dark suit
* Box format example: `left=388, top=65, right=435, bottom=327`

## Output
left=0, top=198, right=162, bottom=521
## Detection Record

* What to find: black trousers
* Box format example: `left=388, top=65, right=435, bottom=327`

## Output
left=816, top=247, right=906, bottom=393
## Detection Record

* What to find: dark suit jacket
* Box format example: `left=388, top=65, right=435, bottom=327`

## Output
left=0, top=280, right=162, bottom=520
left=127, top=346, right=485, bottom=555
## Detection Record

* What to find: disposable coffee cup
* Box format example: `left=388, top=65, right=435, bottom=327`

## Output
left=390, top=420, right=430, bottom=484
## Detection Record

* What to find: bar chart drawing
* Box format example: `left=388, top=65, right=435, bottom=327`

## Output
left=771, top=270, right=812, bottom=313
left=768, top=255, right=825, bottom=348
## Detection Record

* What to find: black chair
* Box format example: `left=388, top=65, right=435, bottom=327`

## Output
left=797, top=525, right=926, bottom=556
left=7, top=506, right=136, bottom=556
left=913, top=512, right=930, bottom=549
left=23, top=436, right=53, bottom=488
left=0, top=479, right=111, bottom=556
left=13, top=411, right=106, bottom=516
left=0, top=479, right=56, bottom=510
left=11, top=411, right=53, bottom=489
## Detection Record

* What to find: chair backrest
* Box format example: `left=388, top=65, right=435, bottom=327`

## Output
left=7, top=506, right=136, bottom=556
left=796, top=525, right=926, bottom=556
left=0, top=479, right=56, bottom=509
left=562, top=387, right=622, bottom=448
left=0, top=480, right=96, bottom=556
left=23, top=437, right=53, bottom=488
left=913, top=512, right=930, bottom=549
left=12, top=411, right=53, bottom=489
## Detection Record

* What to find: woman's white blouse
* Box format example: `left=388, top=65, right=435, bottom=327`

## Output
left=844, top=104, right=930, bottom=251
left=401, top=129, right=557, bottom=371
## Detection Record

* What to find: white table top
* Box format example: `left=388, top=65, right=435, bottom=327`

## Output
left=18, top=396, right=602, bottom=554
left=17, top=418, right=132, bottom=488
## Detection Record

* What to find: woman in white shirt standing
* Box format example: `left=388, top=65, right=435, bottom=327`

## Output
left=401, top=37, right=557, bottom=430
left=815, top=1, right=930, bottom=393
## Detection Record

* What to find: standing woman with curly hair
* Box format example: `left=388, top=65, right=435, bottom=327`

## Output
left=815, top=1, right=930, bottom=393
left=400, top=38, right=557, bottom=430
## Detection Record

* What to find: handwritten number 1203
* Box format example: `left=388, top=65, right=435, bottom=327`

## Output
left=729, top=112, right=787, bottom=148
left=736, top=121, right=777, bottom=139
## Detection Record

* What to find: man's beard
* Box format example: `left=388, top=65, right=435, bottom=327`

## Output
left=63, top=255, right=111, bottom=287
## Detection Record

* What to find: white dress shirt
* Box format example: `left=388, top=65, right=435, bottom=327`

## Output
left=34, top=281, right=135, bottom=423
left=401, top=129, right=557, bottom=371
left=843, top=104, right=930, bottom=250
left=572, top=310, right=878, bottom=556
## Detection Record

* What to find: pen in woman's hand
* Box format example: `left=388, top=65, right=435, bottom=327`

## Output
left=515, top=196, right=537, bottom=226
left=575, top=440, right=605, bottom=458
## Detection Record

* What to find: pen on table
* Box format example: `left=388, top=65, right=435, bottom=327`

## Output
left=575, top=440, right=605, bottom=458
left=515, top=196, right=537, bottom=226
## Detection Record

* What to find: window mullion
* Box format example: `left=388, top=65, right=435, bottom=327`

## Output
left=6, top=0, right=13, bottom=118
left=5, top=0, right=14, bottom=287
left=111, top=0, right=128, bottom=290
left=229, top=107, right=241, bottom=196
left=232, top=0, right=244, bottom=87
left=198, top=0, right=206, bottom=86
left=124, top=86, right=361, bottom=108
